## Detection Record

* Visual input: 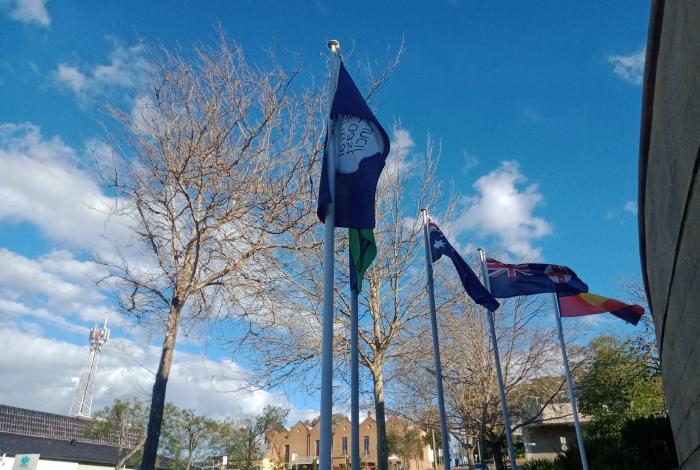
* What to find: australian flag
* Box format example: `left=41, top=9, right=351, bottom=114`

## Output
left=486, top=258, right=588, bottom=298
left=317, top=60, right=390, bottom=229
left=429, top=222, right=500, bottom=311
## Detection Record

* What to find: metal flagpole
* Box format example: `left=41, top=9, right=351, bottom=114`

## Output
left=420, top=208, right=451, bottom=470
left=350, top=272, right=360, bottom=470
left=477, top=249, right=518, bottom=470
left=551, top=294, right=589, bottom=470
left=320, top=39, right=341, bottom=470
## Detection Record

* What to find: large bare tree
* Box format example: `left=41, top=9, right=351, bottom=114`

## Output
left=394, top=288, right=577, bottom=469
left=241, top=129, right=450, bottom=470
left=99, top=39, right=323, bottom=469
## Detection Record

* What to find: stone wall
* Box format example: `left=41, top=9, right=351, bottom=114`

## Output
left=641, top=0, right=700, bottom=468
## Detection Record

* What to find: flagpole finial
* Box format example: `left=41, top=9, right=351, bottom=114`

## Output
left=327, top=40, right=340, bottom=53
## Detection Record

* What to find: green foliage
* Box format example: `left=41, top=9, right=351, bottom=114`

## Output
left=420, top=428, right=441, bottom=452
left=86, top=398, right=149, bottom=468
left=218, top=405, right=289, bottom=470
left=522, top=459, right=556, bottom=470
left=386, top=426, right=423, bottom=467
left=160, top=403, right=219, bottom=468
left=553, top=437, right=645, bottom=470
left=551, top=416, right=678, bottom=470
left=621, top=415, right=677, bottom=469
left=576, top=336, right=666, bottom=436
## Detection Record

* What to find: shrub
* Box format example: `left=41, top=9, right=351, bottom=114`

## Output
left=522, top=458, right=556, bottom=470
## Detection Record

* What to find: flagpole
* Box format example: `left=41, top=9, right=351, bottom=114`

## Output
left=421, top=208, right=451, bottom=470
left=551, top=294, right=589, bottom=470
left=350, top=266, right=360, bottom=470
left=320, top=39, right=341, bottom=470
left=477, top=249, right=518, bottom=470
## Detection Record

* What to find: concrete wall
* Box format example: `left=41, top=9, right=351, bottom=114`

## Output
left=641, top=0, right=700, bottom=468
left=522, top=424, right=579, bottom=462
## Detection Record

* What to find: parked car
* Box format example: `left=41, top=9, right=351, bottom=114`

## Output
left=473, top=463, right=489, bottom=470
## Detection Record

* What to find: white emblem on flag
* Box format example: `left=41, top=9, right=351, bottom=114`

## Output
left=335, top=114, right=383, bottom=174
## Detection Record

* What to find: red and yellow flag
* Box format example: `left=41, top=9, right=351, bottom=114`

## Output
left=557, top=293, right=645, bottom=325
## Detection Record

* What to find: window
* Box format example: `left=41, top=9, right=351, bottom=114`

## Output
left=285, top=444, right=290, bottom=463
left=316, top=440, right=320, bottom=457
left=342, top=437, right=348, bottom=455
left=363, top=435, right=370, bottom=455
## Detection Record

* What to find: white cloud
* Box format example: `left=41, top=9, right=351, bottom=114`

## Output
left=455, top=161, right=551, bottom=260
left=608, top=48, right=645, bottom=85
left=0, top=248, right=104, bottom=306
left=55, top=64, right=87, bottom=94
left=53, top=39, right=151, bottom=103
left=381, top=127, right=415, bottom=184
left=0, top=325, right=292, bottom=420
left=606, top=200, right=638, bottom=220
left=5, top=0, right=49, bottom=27
left=0, top=122, right=131, bottom=251
left=461, top=150, right=478, bottom=174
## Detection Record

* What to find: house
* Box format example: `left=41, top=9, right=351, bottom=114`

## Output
left=264, top=413, right=434, bottom=470
left=521, top=402, right=590, bottom=462
left=0, top=404, right=169, bottom=469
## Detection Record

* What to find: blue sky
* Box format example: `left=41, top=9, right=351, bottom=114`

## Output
left=0, top=0, right=649, bottom=420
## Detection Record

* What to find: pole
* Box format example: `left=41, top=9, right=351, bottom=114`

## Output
left=320, top=39, right=341, bottom=470
left=477, top=249, right=518, bottom=470
left=350, top=277, right=360, bottom=470
left=431, top=429, right=439, bottom=470
left=421, top=209, right=451, bottom=470
left=552, top=294, right=589, bottom=470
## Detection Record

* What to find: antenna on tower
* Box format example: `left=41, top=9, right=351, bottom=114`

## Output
left=69, top=320, right=110, bottom=417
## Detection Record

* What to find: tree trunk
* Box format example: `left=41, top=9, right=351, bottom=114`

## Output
left=120, top=438, right=146, bottom=469
left=372, top=365, right=388, bottom=470
left=490, top=438, right=504, bottom=470
left=139, top=302, right=182, bottom=470
left=115, top=441, right=124, bottom=470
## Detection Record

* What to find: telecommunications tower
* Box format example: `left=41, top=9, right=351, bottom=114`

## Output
left=69, top=320, right=110, bottom=417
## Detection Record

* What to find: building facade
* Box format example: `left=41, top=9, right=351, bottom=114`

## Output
left=639, top=0, right=700, bottom=468
left=0, top=404, right=169, bottom=470
left=264, top=414, right=433, bottom=470
left=521, top=403, right=589, bottom=462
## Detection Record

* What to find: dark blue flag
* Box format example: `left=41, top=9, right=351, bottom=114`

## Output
left=429, top=222, right=500, bottom=312
left=486, top=258, right=588, bottom=298
left=317, top=61, right=390, bottom=229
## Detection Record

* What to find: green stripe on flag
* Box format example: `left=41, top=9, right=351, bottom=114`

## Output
left=348, top=228, right=377, bottom=293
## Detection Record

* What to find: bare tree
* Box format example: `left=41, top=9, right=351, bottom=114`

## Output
left=394, top=290, right=574, bottom=470
left=241, top=130, right=449, bottom=470
left=98, top=38, right=323, bottom=469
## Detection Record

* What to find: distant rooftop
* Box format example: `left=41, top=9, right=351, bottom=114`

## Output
left=0, top=404, right=138, bottom=448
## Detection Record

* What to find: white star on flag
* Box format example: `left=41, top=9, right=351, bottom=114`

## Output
left=433, top=239, right=446, bottom=250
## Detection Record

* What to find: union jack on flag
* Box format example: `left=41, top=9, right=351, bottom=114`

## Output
left=487, top=260, right=533, bottom=278
left=485, top=257, right=588, bottom=299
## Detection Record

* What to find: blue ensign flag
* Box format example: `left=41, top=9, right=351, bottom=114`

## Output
left=317, top=61, right=390, bottom=229
left=486, top=258, right=588, bottom=298
left=429, top=222, right=500, bottom=312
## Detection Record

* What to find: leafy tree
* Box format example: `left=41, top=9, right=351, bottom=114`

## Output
left=86, top=399, right=149, bottom=470
left=387, top=427, right=423, bottom=470
left=161, top=404, right=218, bottom=470
left=219, top=405, right=289, bottom=470
left=576, top=336, right=666, bottom=436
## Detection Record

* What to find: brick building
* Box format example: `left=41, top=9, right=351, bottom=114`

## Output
left=263, top=414, right=433, bottom=470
